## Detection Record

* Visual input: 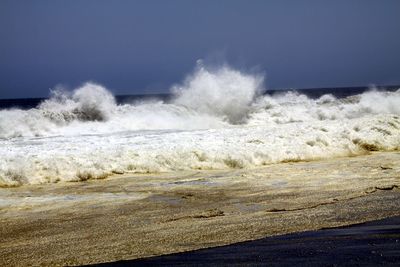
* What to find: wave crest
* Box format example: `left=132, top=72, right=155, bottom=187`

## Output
left=172, top=61, right=264, bottom=123
left=39, top=82, right=116, bottom=123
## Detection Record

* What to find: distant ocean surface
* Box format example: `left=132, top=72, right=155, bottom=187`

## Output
left=1, top=85, right=399, bottom=110
left=1, top=63, right=400, bottom=187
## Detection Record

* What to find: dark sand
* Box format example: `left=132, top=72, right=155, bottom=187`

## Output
left=99, top=216, right=400, bottom=266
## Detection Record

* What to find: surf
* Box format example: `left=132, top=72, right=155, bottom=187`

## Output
left=0, top=62, right=399, bottom=186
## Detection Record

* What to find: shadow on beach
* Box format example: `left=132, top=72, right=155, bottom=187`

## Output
left=94, top=216, right=400, bottom=267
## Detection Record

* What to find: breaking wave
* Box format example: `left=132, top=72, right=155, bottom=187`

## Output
left=172, top=61, right=264, bottom=123
left=1, top=62, right=400, bottom=186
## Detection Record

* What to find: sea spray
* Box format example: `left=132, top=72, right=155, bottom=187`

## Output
left=172, top=61, right=264, bottom=123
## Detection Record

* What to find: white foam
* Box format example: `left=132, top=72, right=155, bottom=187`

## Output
left=172, top=61, right=264, bottom=123
left=0, top=63, right=399, bottom=186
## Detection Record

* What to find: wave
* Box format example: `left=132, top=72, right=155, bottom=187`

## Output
left=1, top=62, right=399, bottom=139
left=0, top=62, right=264, bottom=139
left=0, top=83, right=116, bottom=139
left=172, top=61, right=264, bottom=123
left=0, top=62, right=400, bottom=186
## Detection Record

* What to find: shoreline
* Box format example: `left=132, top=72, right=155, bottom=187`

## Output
left=1, top=152, right=399, bottom=266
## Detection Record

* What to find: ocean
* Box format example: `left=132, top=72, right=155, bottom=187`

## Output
left=1, top=64, right=399, bottom=187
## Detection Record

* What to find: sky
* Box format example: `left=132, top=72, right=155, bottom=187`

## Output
left=1, top=0, right=400, bottom=99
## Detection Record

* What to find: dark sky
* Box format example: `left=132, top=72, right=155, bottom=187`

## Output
left=1, top=0, right=400, bottom=99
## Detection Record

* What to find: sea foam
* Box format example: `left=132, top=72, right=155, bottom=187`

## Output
left=0, top=63, right=399, bottom=186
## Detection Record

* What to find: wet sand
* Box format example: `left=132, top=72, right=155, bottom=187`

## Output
left=99, top=216, right=400, bottom=266
left=0, top=152, right=400, bottom=266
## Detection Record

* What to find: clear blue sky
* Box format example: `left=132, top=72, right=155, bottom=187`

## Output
left=1, top=0, right=400, bottom=98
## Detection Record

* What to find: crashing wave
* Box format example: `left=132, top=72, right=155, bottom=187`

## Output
left=172, top=62, right=264, bottom=123
left=0, top=62, right=400, bottom=186
left=39, top=83, right=116, bottom=123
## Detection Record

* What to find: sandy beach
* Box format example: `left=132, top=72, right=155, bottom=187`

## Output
left=2, top=1, right=400, bottom=266
left=1, top=151, right=399, bottom=266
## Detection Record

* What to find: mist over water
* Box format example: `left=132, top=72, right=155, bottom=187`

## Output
left=1, top=62, right=400, bottom=186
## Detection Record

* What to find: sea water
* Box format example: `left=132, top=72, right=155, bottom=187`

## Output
left=1, top=63, right=399, bottom=186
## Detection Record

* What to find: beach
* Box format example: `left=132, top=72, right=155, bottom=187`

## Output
left=2, top=2, right=400, bottom=266
left=108, top=216, right=400, bottom=266
left=1, top=151, right=399, bottom=266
